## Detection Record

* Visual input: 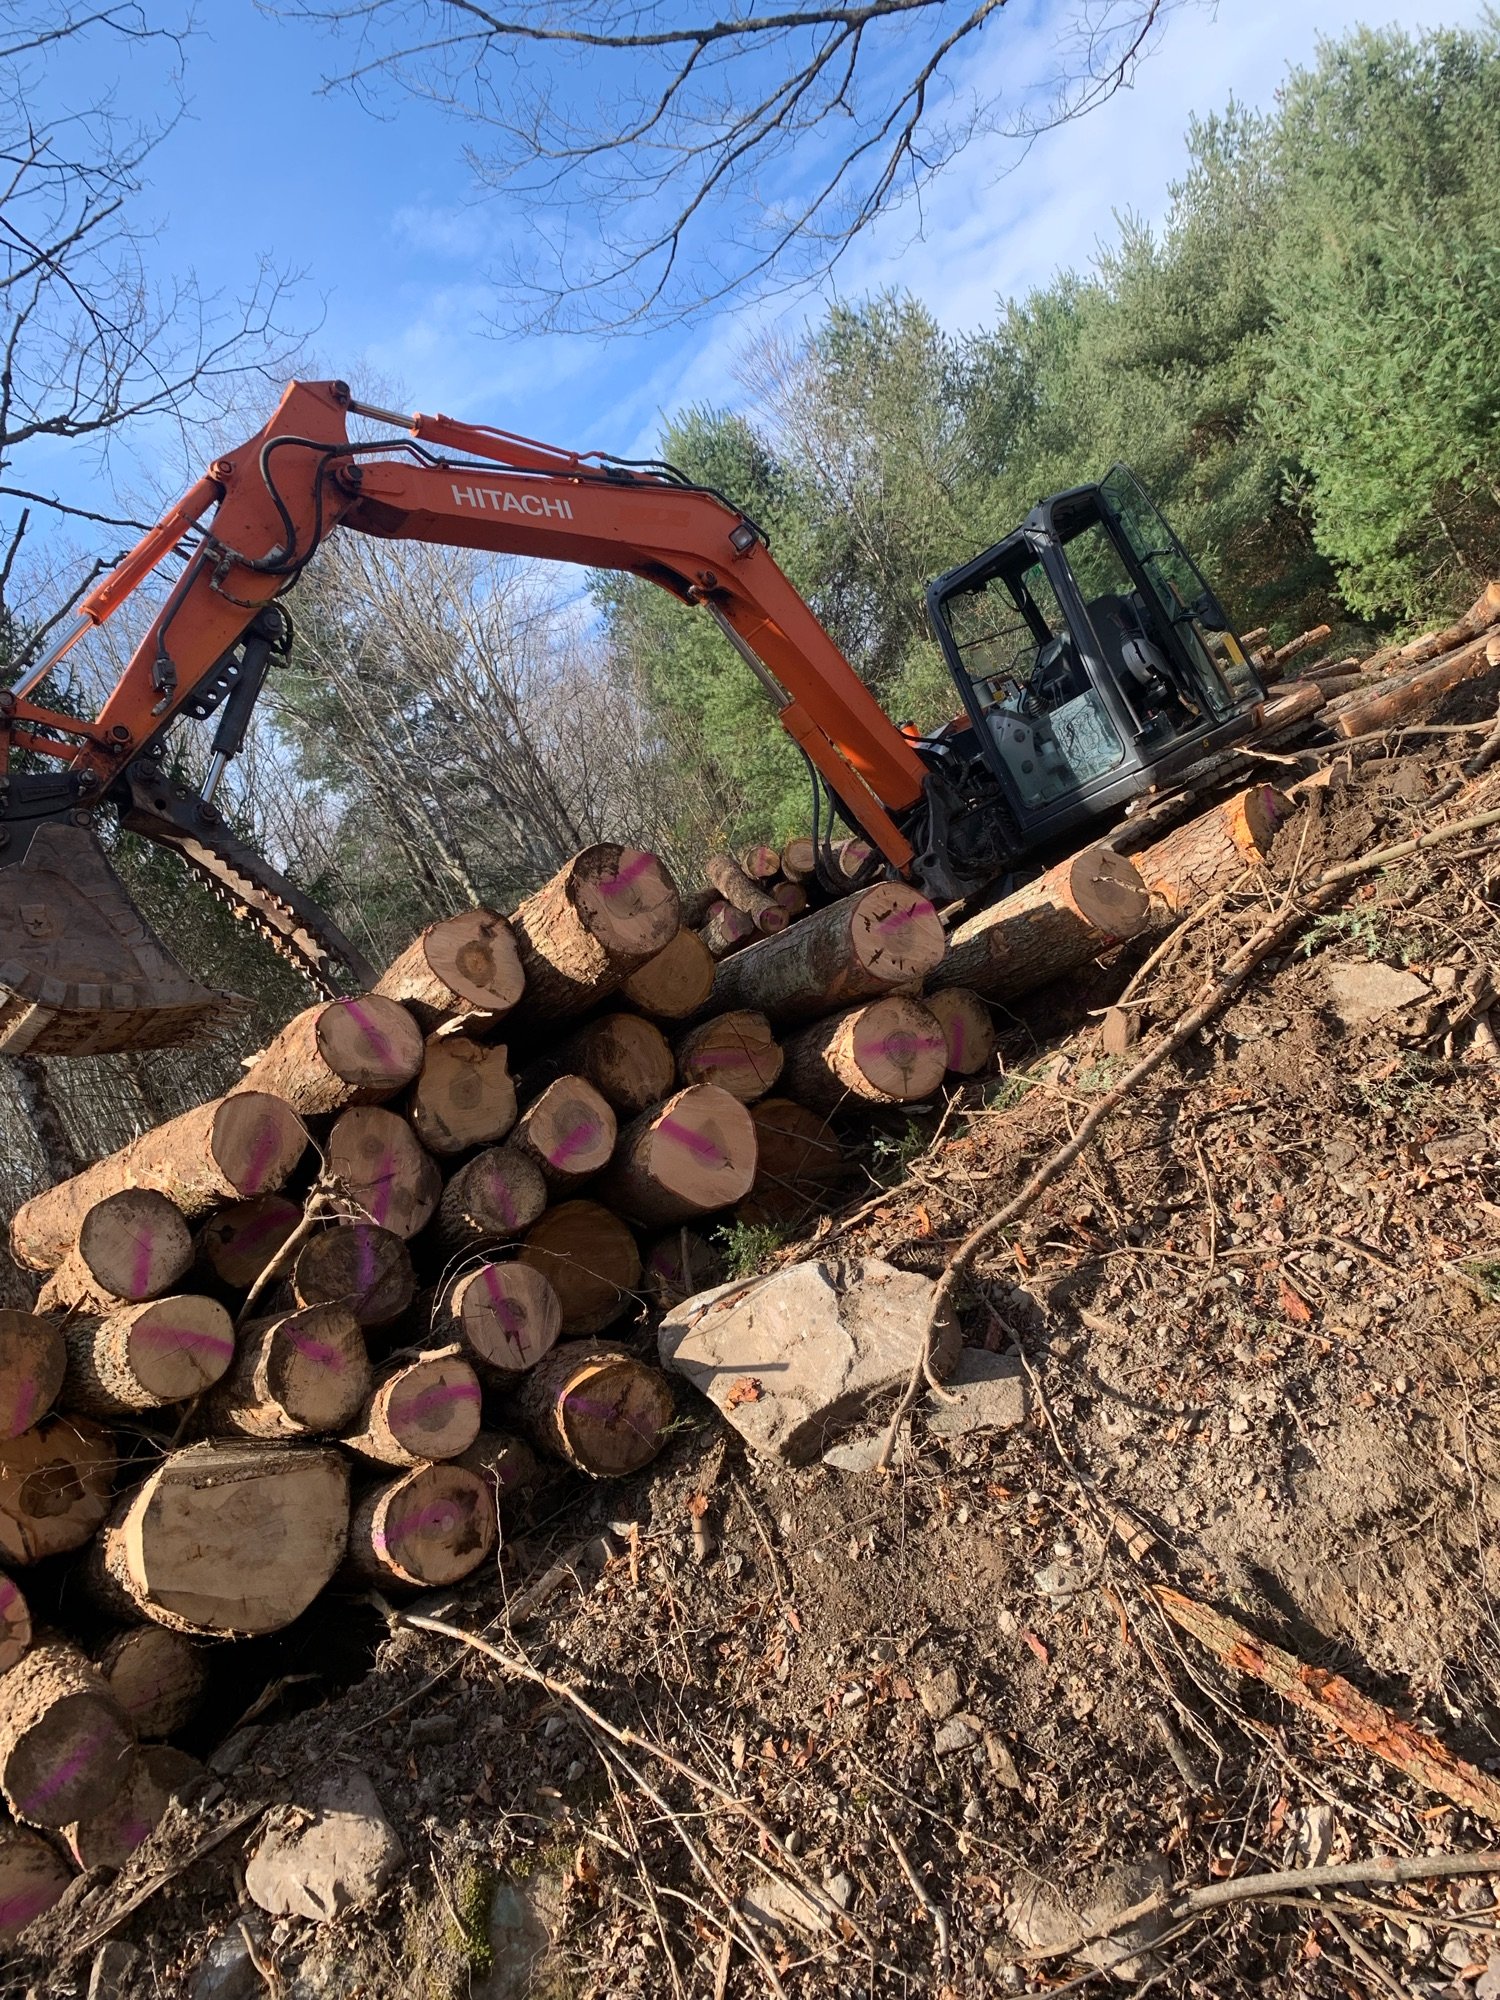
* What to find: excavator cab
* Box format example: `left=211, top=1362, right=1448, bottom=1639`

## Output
left=925, top=466, right=1263, bottom=852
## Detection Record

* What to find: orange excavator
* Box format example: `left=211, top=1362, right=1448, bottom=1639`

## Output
left=0, top=378, right=1265, bottom=1055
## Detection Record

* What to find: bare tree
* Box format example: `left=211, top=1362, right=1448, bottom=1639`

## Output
left=0, top=3, right=303, bottom=653
left=277, top=0, right=1180, bottom=328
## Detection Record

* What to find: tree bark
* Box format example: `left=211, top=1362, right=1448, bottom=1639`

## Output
left=619, top=930, right=716, bottom=1020
left=94, top=1627, right=206, bottom=1741
left=709, top=881, right=945, bottom=1025
left=516, top=1201, right=642, bottom=1337
left=433, top=1261, right=561, bottom=1375
left=406, top=1035, right=517, bottom=1156
left=510, top=1075, right=617, bottom=1187
left=342, top=1349, right=482, bottom=1466
left=780, top=997, right=948, bottom=1109
left=0, top=1312, right=66, bottom=1442
left=700, top=901, right=755, bottom=956
left=0, top=1818, right=70, bottom=1945
left=1328, top=633, right=1500, bottom=739
left=594, top=1084, right=757, bottom=1227
left=505, top=845, right=680, bottom=1027
left=10, top=1093, right=308, bottom=1272
left=61, top=1296, right=235, bottom=1418
left=1134, top=785, right=1294, bottom=918
left=6, top=1055, right=81, bottom=1183
left=0, top=1640, right=134, bottom=1831
left=63, top=1743, right=199, bottom=1872
left=193, top=1195, right=302, bottom=1292
left=291, top=1222, right=416, bottom=1329
left=0, top=1417, right=114, bottom=1564
left=90, top=1442, right=350, bottom=1636
left=528, top=1014, right=675, bottom=1116
left=36, top=1190, right=193, bottom=1317
left=0, top=1570, right=31, bottom=1676
left=673, top=1010, right=783, bottom=1103
left=930, top=846, right=1148, bottom=1001
left=1258, top=623, right=1331, bottom=681
left=1254, top=680, right=1327, bottom=741
left=924, top=987, right=997, bottom=1075
left=327, top=1107, right=442, bottom=1241
left=431, top=1145, right=548, bottom=1257
left=204, top=1305, right=369, bottom=1441
left=234, top=996, right=424, bottom=1118
left=515, top=1342, right=675, bottom=1477
left=705, top=853, right=787, bottom=932
left=345, top=1463, right=496, bottom=1589
left=373, top=908, right=525, bottom=1033
left=641, top=1230, right=725, bottom=1308
left=1387, top=580, right=1500, bottom=668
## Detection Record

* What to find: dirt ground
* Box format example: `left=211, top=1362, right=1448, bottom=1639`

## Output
left=9, top=698, right=1500, bottom=2000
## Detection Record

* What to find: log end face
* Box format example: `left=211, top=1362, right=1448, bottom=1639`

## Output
left=573, top=847, right=680, bottom=961
left=211, top=1092, right=309, bottom=1198
left=316, top=996, right=426, bottom=1092
left=78, top=1189, right=193, bottom=1302
left=426, top=909, right=527, bottom=1015
left=127, top=1296, right=237, bottom=1400
left=1065, top=846, right=1151, bottom=940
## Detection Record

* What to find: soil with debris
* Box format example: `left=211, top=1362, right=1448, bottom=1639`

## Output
left=10, top=707, right=1500, bottom=2000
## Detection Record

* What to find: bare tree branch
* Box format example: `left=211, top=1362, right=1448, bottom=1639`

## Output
left=273, top=0, right=1184, bottom=328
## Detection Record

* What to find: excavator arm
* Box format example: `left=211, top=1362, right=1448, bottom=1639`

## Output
left=0, top=379, right=935, bottom=1054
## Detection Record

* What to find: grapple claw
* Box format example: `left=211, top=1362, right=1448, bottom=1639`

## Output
left=0, top=821, right=246, bottom=1055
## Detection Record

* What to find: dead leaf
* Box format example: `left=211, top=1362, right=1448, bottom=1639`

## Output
left=1020, top=1630, right=1050, bottom=1665
left=1278, top=1278, right=1314, bottom=1325
left=725, top=1377, right=763, bottom=1407
left=687, top=1492, right=708, bottom=1519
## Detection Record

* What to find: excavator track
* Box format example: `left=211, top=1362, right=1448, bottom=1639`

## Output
left=121, top=770, right=377, bottom=999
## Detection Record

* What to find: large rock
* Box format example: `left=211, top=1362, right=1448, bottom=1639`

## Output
left=245, top=1771, right=402, bottom=1923
left=924, top=1347, right=1031, bottom=1437
left=1321, top=960, right=1430, bottom=1025
left=658, top=1256, right=959, bottom=1464
left=1005, top=1856, right=1172, bottom=1982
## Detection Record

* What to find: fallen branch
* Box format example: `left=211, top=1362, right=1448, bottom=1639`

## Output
left=877, top=802, right=1500, bottom=1470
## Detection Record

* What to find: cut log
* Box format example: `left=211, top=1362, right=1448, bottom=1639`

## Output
left=1328, top=632, right=1500, bottom=739
left=342, top=1350, right=482, bottom=1466
left=235, top=995, right=424, bottom=1117
left=925, top=987, right=997, bottom=1075
left=780, top=837, right=817, bottom=883
left=193, top=1194, right=302, bottom=1292
left=641, top=1230, right=725, bottom=1309
left=90, top=1442, right=350, bottom=1636
left=0, top=1640, right=134, bottom=1830
left=772, top=881, right=809, bottom=918
left=749, top=1099, right=842, bottom=1188
left=1390, top=581, right=1500, bottom=667
left=833, top=837, right=876, bottom=886
left=673, top=1011, right=783, bottom=1103
left=705, top=853, right=787, bottom=932
left=34, top=1190, right=192, bottom=1315
left=700, top=901, right=755, bottom=956
left=780, top=996, right=947, bottom=1109
left=373, top=908, right=525, bottom=1033
left=0, top=1312, right=66, bottom=1441
left=0, top=1418, right=114, bottom=1564
left=61, top=1296, right=235, bottom=1418
left=431, top=1144, right=548, bottom=1256
left=203, top=1305, right=369, bottom=1440
left=709, top=881, right=945, bottom=1026
left=510, top=1075, right=617, bottom=1186
left=406, top=1035, right=517, bottom=1156
left=94, top=1627, right=206, bottom=1740
left=1262, top=623, right=1332, bottom=680
left=619, top=929, right=716, bottom=1021
left=930, top=846, right=1149, bottom=1002
left=0, top=1571, right=31, bottom=1675
left=346, top=1463, right=495, bottom=1589
left=1238, top=627, right=1269, bottom=652
left=1134, top=785, right=1294, bottom=918
left=534, top=1014, right=675, bottom=1116
left=326, top=1106, right=442, bottom=1240
left=435, top=1262, right=561, bottom=1374
left=740, top=845, right=782, bottom=882
left=506, top=846, right=680, bottom=1026
left=1295, top=670, right=1364, bottom=701
left=516, top=1342, right=675, bottom=1478
left=453, top=1428, right=541, bottom=1503
left=516, top=1202, right=642, bottom=1337
left=63, top=1744, right=199, bottom=1871
left=10, top=1092, right=308, bottom=1272
left=0, top=1819, right=70, bottom=1944
left=291, top=1223, right=416, bottom=1329
left=1254, top=680, right=1327, bottom=742
left=680, top=887, right=717, bottom=930
left=595, top=1084, right=757, bottom=1227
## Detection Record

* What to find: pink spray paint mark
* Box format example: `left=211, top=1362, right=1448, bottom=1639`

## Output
left=355, top=1228, right=377, bottom=1300
left=687, top=1048, right=753, bottom=1071
left=0, top=1885, right=62, bottom=1931
left=138, top=1323, right=234, bottom=1360
left=863, top=1033, right=945, bottom=1063
left=481, top=1269, right=525, bottom=1345
left=0, top=1577, right=17, bottom=1613
left=23, top=1724, right=110, bottom=1811
left=488, top=1176, right=518, bottom=1231
left=948, top=1019, right=966, bottom=1068
left=596, top=851, right=653, bottom=897
left=548, top=1119, right=601, bottom=1168
left=234, top=1208, right=289, bottom=1253
left=8, top=1380, right=39, bottom=1436
left=117, top=1816, right=152, bottom=1852
left=375, top=1500, right=463, bottom=1551
left=241, top=1122, right=282, bottom=1194
left=366, top=1149, right=397, bottom=1226
left=565, top=1390, right=655, bottom=1440
left=129, top=1232, right=156, bottom=1299
left=658, top=1115, right=723, bottom=1166
left=288, top=1327, right=344, bottom=1369
left=399, top=1380, right=481, bottom=1424
left=343, top=1000, right=396, bottom=1070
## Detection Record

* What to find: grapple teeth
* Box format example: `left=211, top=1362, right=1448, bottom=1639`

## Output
left=0, top=822, right=246, bottom=1056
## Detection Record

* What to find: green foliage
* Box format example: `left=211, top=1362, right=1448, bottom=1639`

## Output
left=713, top=1218, right=785, bottom=1276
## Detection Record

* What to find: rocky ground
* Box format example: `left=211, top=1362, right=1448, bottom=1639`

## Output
left=8, top=700, right=1500, bottom=2000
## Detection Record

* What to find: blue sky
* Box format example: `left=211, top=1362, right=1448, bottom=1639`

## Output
left=36, top=0, right=1494, bottom=526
